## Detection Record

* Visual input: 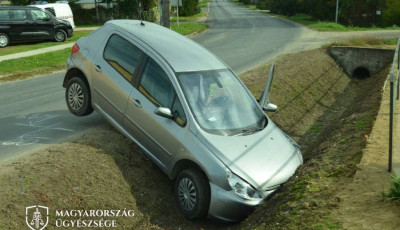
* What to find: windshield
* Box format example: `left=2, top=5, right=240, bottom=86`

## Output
left=178, top=69, right=267, bottom=136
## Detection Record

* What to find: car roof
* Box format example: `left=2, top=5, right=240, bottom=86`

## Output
left=105, top=20, right=227, bottom=73
left=0, top=6, right=40, bottom=10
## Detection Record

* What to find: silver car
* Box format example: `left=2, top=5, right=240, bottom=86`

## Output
left=63, top=20, right=303, bottom=222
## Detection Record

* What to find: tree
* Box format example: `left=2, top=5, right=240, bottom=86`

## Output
left=383, top=0, right=400, bottom=26
left=179, top=0, right=199, bottom=16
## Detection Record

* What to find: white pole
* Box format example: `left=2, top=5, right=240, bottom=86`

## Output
left=335, top=0, right=339, bottom=24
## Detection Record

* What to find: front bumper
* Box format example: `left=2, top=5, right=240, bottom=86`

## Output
left=208, top=182, right=276, bottom=222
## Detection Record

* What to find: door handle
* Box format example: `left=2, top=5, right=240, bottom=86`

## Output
left=132, top=99, right=142, bottom=108
left=95, top=65, right=102, bottom=72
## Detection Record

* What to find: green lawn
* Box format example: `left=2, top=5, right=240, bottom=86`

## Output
left=76, top=23, right=104, bottom=28
left=198, top=0, right=210, bottom=8
left=0, top=48, right=70, bottom=81
left=0, top=30, right=93, bottom=57
left=272, top=13, right=400, bottom=32
left=171, top=23, right=208, bottom=35
left=170, top=11, right=207, bottom=22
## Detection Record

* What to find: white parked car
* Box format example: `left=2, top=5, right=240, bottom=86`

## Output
left=29, top=3, right=75, bottom=28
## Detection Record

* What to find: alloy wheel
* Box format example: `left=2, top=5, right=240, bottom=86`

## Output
left=0, top=35, right=8, bottom=47
left=55, top=31, right=65, bottom=41
left=178, top=178, right=197, bottom=210
left=68, top=83, right=84, bottom=111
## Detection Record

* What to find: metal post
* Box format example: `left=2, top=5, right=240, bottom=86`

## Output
left=177, top=4, right=179, bottom=27
left=389, top=78, right=394, bottom=172
left=398, top=48, right=400, bottom=100
left=161, top=0, right=170, bottom=28
left=335, top=0, right=339, bottom=24
left=397, top=73, right=399, bottom=100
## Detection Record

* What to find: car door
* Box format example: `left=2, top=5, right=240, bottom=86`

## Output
left=29, top=9, right=54, bottom=40
left=9, top=9, right=30, bottom=41
left=91, top=33, right=145, bottom=125
left=123, top=57, right=188, bottom=171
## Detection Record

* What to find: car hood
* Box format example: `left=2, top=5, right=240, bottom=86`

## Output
left=199, top=120, right=302, bottom=191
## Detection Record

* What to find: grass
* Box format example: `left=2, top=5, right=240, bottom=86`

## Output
left=0, top=30, right=93, bottom=57
left=76, top=23, right=104, bottom=28
left=271, top=13, right=400, bottom=32
left=385, top=175, right=400, bottom=201
left=171, top=11, right=207, bottom=22
left=0, top=48, right=70, bottom=81
left=198, top=0, right=210, bottom=8
left=171, top=23, right=208, bottom=35
left=230, top=0, right=257, bottom=10
left=327, top=37, right=398, bottom=48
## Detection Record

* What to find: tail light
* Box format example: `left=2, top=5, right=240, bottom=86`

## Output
left=71, top=42, right=80, bottom=54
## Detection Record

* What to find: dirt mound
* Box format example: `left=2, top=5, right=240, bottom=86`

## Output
left=240, top=48, right=389, bottom=229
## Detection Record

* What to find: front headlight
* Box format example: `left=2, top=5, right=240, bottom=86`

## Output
left=226, top=171, right=262, bottom=200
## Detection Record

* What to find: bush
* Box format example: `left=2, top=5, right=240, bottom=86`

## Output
left=385, top=175, right=400, bottom=201
left=383, top=0, right=400, bottom=27
left=270, top=0, right=299, bottom=16
left=256, top=1, right=266, bottom=10
left=179, top=0, right=199, bottom=16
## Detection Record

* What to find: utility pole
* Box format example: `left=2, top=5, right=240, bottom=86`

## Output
left=161, top=0, right=170, bottom=28
left=94, top=0, right=99, bottom=23
left=335, top=0, right=339, bottom=24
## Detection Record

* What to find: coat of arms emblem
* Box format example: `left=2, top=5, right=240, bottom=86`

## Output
left=26, top=205, right=49, bottom=230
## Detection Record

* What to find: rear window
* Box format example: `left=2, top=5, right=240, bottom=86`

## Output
left=0, top=10, right=10, bottom=20
left=11, top=10, right=27, bottom=20
left=103, top=34, right=143, bottom=82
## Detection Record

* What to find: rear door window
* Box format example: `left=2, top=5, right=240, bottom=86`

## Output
left=103, top=34, right=143, bottom=82
left=11, top=10, right=27, bottom=20
left=0, top=10, right=10, bottom=20
left=30, top=10, right=51, bottom=21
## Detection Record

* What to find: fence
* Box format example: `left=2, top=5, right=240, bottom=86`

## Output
left=388, top=38, right=400, bottom=172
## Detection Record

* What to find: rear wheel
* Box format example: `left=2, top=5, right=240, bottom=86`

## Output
left=0, top=33, right=9, bottom=48
left=55, top=30, right=67, bottom=42
left=174, top=169, right=210, bottom=219
left=65, top=77, right=93, bottom=116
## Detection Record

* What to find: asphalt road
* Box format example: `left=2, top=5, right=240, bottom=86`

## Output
left=193, top=0, right=303, bottom=73
left=0, top=0, right=304, bottom=162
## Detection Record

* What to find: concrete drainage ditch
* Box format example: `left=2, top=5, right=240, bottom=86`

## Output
left=329, top=46, right=394, bottom=79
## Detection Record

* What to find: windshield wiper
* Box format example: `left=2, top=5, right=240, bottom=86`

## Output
left=229, top=127, right=263, bottom=136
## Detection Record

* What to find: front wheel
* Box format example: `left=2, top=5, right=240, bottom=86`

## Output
left=55, top=30, right=67, bottom=42
left=174, top=169, right=210, bottom=219
left=65, top=77, right=93, bottom=116
left=0, top=33, right=9, bottom=48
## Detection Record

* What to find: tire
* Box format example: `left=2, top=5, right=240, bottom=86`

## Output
left=55, top=29, right=67, bottom=42
left=174, top=169, right=210, bottom=219
left=0, top=33, right=9, bottom=48
left=65, top=77, right=93, bottom=116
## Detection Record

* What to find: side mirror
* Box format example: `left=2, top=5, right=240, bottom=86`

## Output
left=259, top=62, right=276, bottom=108
left=154, top=107, right=174, bottom=119
left=263, top=103, right=278, bottom=112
